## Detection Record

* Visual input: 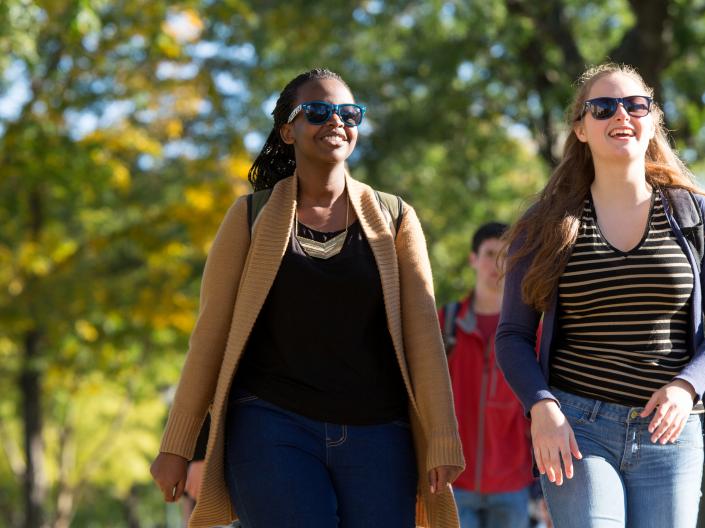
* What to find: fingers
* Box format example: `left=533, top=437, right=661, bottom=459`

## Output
left=649, top=402, right=676, bottom=443
left=534, top=445, right=546, bottom=476
left=651, top=405, right=686, bottom=444
left=661, top=415, right=687, bottom=444
left=537, top=445, right=563, bottom=485
left=640, top=393, right=659, bottom=418
left=561, top=442, right=574, bottom=480
left=428, top=468, right=438, bottom=494
left=160, top=479, right=182, bottom=503
left=647, top=400, right=670, bottom=437
left=569, top=429, right=583, bottom=460
left=162, top=482, right=176, bottom=502
left=535, top=436, right=580, bottom=486
left=173, top=478, right=186, bottom=502
left=548, top=446, right=564, bottom=485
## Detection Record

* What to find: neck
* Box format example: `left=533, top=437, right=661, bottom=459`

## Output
left=591, top=159, right=651, bottom=206
left=473, top=283, right=502, bottom=315
left=296, top=162, right=347, bottom=206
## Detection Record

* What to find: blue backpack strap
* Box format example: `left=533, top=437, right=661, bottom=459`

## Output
left=442, top=301, right=461, bottom=356
left=247, top=188, right=273, bottom=233
left=374, top=190, right=405, bottom=239
left=667, top=187, right=704, bottom=273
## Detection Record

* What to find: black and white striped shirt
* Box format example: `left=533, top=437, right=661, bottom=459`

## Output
left=551, top=193, right=694, bottom=406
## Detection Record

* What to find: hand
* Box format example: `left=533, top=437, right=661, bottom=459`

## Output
left=640, top=379, right=695, bottom=444
left=185, top=460, right=205, bottom=500
left=150, top=452, right=188, bottom=502
left=530, top=399, right=582, bottom=486
left=428, top=465, right=462, bottom=494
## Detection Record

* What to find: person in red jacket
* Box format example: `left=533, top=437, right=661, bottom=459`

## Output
left=440, top=222, right=535, bottom=528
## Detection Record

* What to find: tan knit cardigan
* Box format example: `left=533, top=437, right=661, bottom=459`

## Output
left=159, top=174, right=465, bottom=527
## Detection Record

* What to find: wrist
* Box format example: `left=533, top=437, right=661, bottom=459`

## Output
left=530, top=398, right=559, bottom=417
left=671, top=379, right=697, bottom=400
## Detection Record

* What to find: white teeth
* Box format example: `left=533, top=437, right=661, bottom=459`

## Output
left=609, top=128, right=635, bottom=138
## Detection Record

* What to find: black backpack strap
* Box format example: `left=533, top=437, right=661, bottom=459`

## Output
left=442, top=301, right=461, bottom=356
left=667, top=188, right=704, bottom=273
left=247, top=189, right=273, bottom=233
left=374, top=190, right=405, bottom=239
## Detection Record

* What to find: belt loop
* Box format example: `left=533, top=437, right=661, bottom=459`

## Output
left=589, top=400, right=601, bottom=422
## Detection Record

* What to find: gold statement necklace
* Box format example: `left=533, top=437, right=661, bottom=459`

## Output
left=295, top=186, right=349, bottom=260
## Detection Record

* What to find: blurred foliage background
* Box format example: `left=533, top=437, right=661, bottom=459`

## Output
left=2, top=0, right=705, bottom=526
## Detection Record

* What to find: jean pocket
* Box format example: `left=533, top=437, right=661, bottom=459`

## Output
left=560, top=402, right=590, bottom=425
left=675, top=414, right=704, bottom=449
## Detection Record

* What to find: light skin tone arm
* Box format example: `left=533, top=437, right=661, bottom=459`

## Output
left=529, top=399, right=582, bottom=486
left=533, top=380, right=696, bottom=487
left=150, top=452, right=188, bottom=502
left=640, top=379, right=695, bottom=444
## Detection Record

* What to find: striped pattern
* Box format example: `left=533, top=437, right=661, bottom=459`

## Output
left=159, top=175, right=464, bottom=528
left=552, top=194, right=694, bottom=406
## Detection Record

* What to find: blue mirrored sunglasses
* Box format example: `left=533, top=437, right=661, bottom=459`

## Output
left=577, top=95, right=653, bottom=121
left=287, top=101, right=366, bottom=127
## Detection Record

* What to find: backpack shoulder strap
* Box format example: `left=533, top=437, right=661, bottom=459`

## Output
left=441, top=301, right=461, bottom=356
left=247, top=188, right=273, bottom=233
left=667, top=188, right=704, bottom=272
left=374, top=190, right=405, bottom=239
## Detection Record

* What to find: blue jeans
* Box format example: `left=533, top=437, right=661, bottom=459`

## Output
left=541, top=387, right=703, bottom=528
left=453, top=486, right=530, bottom=528
left=223, top=388, right=418, bottom=528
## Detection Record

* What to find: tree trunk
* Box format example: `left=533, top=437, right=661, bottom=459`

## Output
left=21, top=329, right=46, bottom=528
left=611, top=0, right=671, bottom=104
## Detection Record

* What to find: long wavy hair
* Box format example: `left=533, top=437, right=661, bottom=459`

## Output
left=248, top=68, right=350, bottom=191
left=505, top=63, right=700, bottom=312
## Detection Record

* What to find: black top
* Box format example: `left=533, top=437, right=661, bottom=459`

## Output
left=233, top=220, right=408, bottom=424
left=551, top=193, right=693, bottom=406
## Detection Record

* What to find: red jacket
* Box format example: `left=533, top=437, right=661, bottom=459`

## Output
left=440, top=294, right=534, bottom=493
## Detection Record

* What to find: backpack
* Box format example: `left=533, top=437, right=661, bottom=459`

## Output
left=441, top=301, right=462, bottom=356
left=667, top=187, right=704, bottom=272
left=246, top=188, right=405, bottom=239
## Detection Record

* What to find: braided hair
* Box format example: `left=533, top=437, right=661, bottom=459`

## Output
left=248, top=68, right=350, bottom=191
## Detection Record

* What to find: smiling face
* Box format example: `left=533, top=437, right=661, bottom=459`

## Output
left=279, top=78, right=358, bottom=167
left=574, top=72, right=655, bottom=165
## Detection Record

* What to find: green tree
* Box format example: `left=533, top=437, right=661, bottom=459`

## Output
left=0, top=1, right=248, bottom=526
left=4, top=1, right=705, bottom=526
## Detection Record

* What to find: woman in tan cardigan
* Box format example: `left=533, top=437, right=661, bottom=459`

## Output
left=150, top=68, right=464, bottom=528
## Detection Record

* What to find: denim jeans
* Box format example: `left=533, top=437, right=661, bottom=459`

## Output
left=453, top=486, right=530, bottom=528
left=541, top=387, right=703, bottom=528
left=223, top=387, right=418, bottom=528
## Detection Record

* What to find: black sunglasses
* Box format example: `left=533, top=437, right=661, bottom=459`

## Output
left=287, top=101, right=366, bottom=127
left=577, top=96, right=653, bottom=121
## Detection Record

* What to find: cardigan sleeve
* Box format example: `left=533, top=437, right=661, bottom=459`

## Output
left=159, top=195, right=250, bottom=459
left=674, top=192, right=705, bottom=401
left=395, top=204, right=465, bottom=472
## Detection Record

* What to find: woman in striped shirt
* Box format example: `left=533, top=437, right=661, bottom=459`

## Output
left=496, top=63, right=705, bottom=527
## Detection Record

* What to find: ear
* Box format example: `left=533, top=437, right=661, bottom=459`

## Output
left=280, top=123, right=295, bottom=145
left=574, top=122, right=588, bottom=143
left=469, top=252, right=478, bottom=269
